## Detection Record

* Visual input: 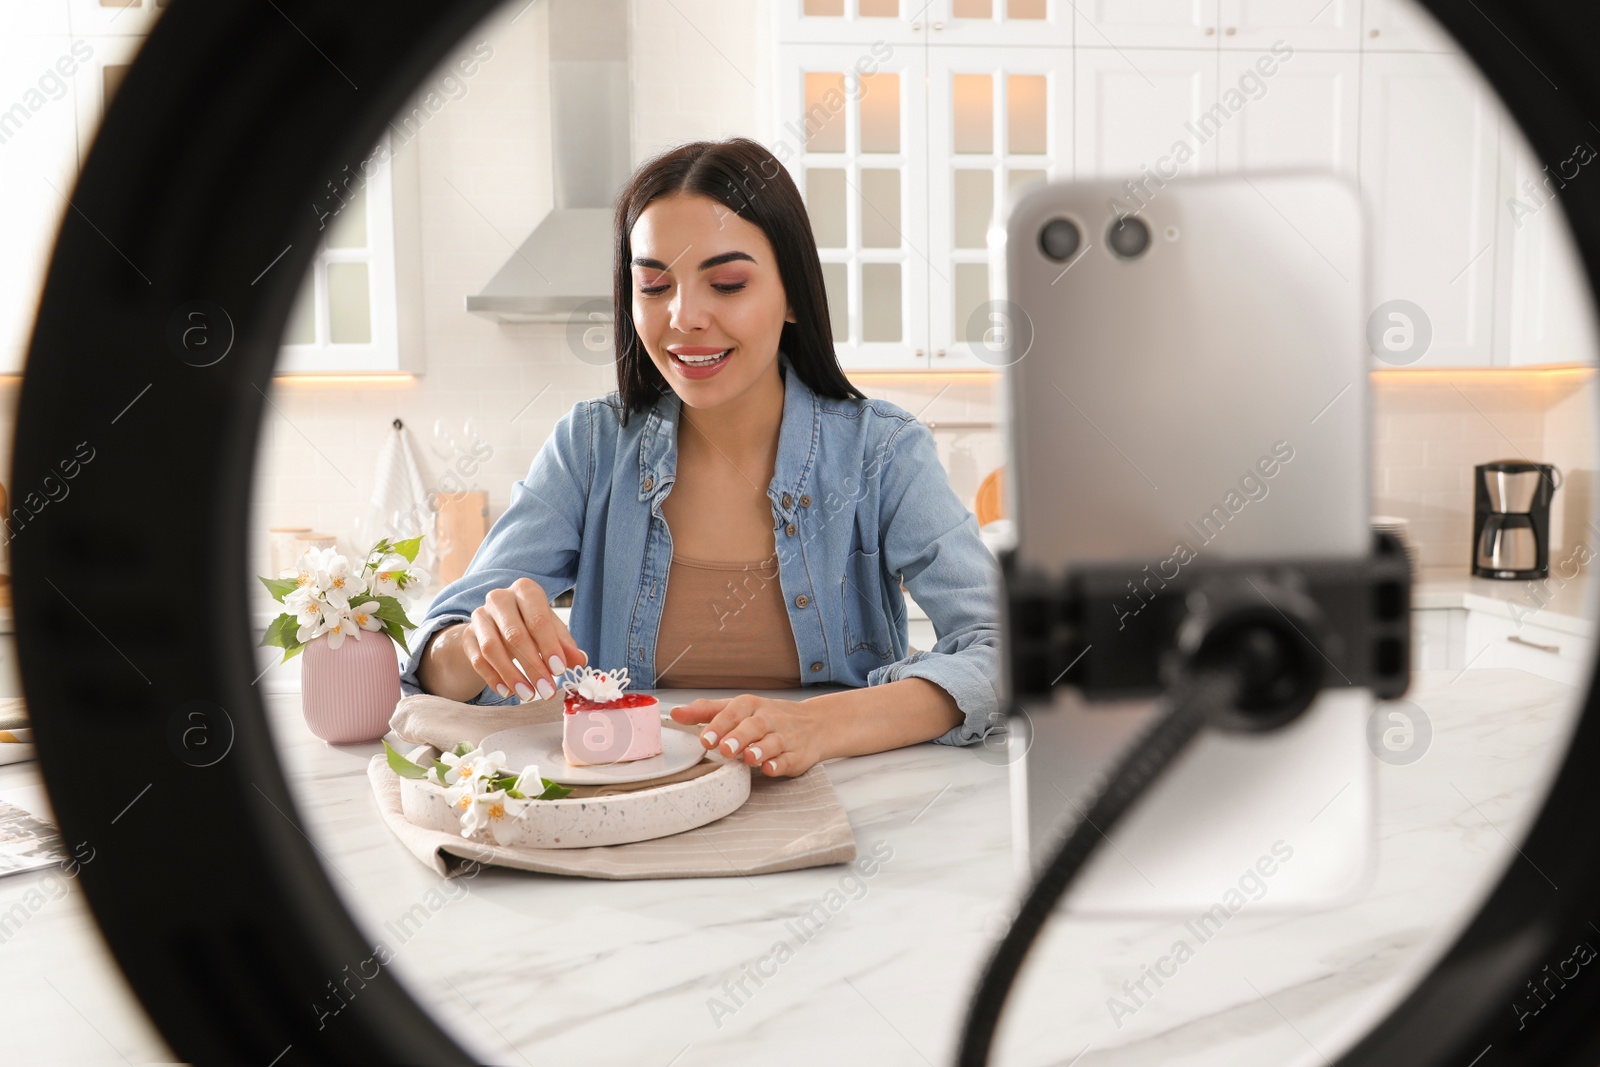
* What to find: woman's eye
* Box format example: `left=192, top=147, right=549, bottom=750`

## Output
left=713, top=283, right=746, bottom=294
left=638, top=283, right=669, bottom=295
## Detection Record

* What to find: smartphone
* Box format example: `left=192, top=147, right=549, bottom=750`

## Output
left=995, top=173, right=1376, bottom=914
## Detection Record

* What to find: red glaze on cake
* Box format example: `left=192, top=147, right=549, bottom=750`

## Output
left=559, top=666, right=663, bottom=766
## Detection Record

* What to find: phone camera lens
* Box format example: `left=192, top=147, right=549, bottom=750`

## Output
left=1107, top=215, right=1152, bottom=259
left=1038, top=218, right=1081, bottom=262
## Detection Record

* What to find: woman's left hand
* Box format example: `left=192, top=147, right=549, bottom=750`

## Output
left=669, top=695, right=826, bottom=777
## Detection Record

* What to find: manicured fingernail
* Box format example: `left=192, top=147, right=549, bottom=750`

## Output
left=748, top=745, right=763, bottom=762
left=515, top=682, right=534, bottom=701
left=496, top=684, right=510, bottom=698
left=536, top=678, right=555, bottom=700
left=701, top=731, right=718, bottom=748
left=548, top=654, right=566, bottom=675
left=723, top=738, right=742, bottom=755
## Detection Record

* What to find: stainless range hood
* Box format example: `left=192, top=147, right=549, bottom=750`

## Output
left=466, top=0, right=630, bottom=323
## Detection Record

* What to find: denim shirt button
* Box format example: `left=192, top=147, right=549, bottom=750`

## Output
left=795, top=594, right=810, bottom=608
left=782, top=492, right=793, bottom=509
left=809, top=661, right=824, bottom=672
left=799, top=493, right=811, bottom=507
left=642, top=476, right=654, bottom=492
left=785, top=522, right=796, bottom=537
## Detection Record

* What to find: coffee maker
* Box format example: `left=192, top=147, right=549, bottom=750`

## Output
left=1472, top=460, right=1560, bottom=579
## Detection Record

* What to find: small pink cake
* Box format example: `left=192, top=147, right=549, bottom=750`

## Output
left=560, top=665, right=663, bottom=766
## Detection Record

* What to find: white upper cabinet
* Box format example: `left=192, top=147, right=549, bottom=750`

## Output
left=1075, top=48, right=1220, bottom=179
left=1214, top=49, right=1358, bottom=177
left=1073, top=0, right=1219, bottom=49
left=923, top=0, right=1071, bottom=47
left=1360, top=51, right=1502, bottom=366
left=1361, top=0, right=1459, bottom=52
left=1498, top=124, right=1600, bottom=366
left=926, top=47, right=1069, bottom=368
left=1219, top=0, right=1362, bottom=51
left=777, top=0, right=929, bottom=44
left=779, top=42, right=930, bottom=371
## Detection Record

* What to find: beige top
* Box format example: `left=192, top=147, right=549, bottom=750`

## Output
left=655, top=553, right=802, bottom=689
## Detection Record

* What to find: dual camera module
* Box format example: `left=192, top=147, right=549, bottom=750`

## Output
left=1039, top=214, right=1153, bottom=262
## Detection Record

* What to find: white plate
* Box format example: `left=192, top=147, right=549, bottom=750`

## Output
left=479, top=714, right=711, bottom=785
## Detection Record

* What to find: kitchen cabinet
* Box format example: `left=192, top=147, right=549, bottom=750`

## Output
left=1214, top=50, right=1359, bottom=176
left=1360, top=0, right=1458, bottom=52
left=777, top=0, right=929, bottom=45
left=922, top=0, right=1070, bottom=47
left=1462, top=610, right=1591, bottom=686
left=926, top=46, right=1069, bottom=368
left=1220, top=0, right=1362, bottom=51
left=1359, top=51, right=1502, bottom=366
left=1074, top=48, right=1219, bottom=179
left=779, top=42, right=930, bottom=371
left=775, top=0, right=1585, bottom=371
left=1073, top=0, right=1218, bottom=50
left=1499, top=122, right=1600, bottom=367
left=1412, top=607, right=1466, bottom=670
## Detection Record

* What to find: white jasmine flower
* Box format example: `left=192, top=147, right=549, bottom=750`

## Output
left=350, top=601, right=384, bottom=634
left=323, top=609, right=360, bottom=650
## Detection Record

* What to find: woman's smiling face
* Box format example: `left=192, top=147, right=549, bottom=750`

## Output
left=629, top=193, right=795, bottom=408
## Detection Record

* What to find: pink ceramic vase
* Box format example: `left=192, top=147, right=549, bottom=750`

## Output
left=300, top=632, right=402, bottom=744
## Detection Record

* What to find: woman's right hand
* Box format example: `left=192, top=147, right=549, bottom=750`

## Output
left=456, top=578, right=588, bottom=701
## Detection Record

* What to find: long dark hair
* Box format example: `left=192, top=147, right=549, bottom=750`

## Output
left=611, top=137, right=867, bottom=425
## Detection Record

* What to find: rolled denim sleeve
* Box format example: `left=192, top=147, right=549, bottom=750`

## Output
left=398, top=401, right=593, bottom=703
left=863, top=415, right=1005, bottom=746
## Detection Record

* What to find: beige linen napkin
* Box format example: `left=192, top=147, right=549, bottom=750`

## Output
left=371, top=693, right=857, bottom=879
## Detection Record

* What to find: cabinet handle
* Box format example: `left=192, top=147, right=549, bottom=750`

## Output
left=1205, top=26, right=1215, bottom=35
left=915, top=348, right=925, bottom=359
left=1225, top=26, right=1236, bottom=35
left=933, top=20, right=944, bottom=30
left=1508, top=634, right=1561, bottom=655
left=1369, top=28, right=1380, bottom=37
left=911, top=20, right=921, bottom=30
left=936, top=348, right=946, bottom=358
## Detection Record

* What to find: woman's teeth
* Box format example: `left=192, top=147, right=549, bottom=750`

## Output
left=674, top=349, right=730, bottom=365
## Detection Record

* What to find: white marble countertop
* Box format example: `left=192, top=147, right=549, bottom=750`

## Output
left=1412, top=567, right=1595, bottom=637
left=0, top=667, right=1584, bottom=1064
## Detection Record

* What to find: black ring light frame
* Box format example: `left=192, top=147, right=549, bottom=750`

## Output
left=9, top=0, right=1600, bottom=1062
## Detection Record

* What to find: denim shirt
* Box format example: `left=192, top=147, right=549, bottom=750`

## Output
left=398, top=352, right=1004, bottom=746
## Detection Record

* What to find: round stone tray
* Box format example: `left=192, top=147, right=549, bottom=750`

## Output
left=398, top=752, right=751, bottom=849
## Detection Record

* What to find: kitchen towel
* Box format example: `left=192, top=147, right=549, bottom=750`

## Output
left=371, top=692, right=858, bottom=879
left=365, top=420, right=434, bottom=568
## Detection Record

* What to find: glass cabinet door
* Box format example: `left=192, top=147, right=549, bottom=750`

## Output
left=779, top=43, right=930, bottom=371
left=924, top=0, right=1070, bottom=47
left=926, top=48, right=1070, bottom=369
left=776, top=0, right=930, bottom=46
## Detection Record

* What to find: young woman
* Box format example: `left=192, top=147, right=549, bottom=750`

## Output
left=405, top=137, right=1002, bottom=776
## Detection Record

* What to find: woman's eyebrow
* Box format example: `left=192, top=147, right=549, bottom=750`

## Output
left=631, top=251, right=756, bottom=272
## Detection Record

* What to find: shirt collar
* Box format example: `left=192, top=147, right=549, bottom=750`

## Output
left=638, top=349, right=818, bottom=508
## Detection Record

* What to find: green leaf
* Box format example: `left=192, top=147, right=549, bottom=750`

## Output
left=536, top=779, right=573, bottom=800
left=259, top=614, right=304, bottom=662
left=371, top=595, right=417, bottom=630
left=382, top=739, right=429, bottom=779
left=390, top=536, right=424, bottom=562
left=258, top=576, right=300, bottom=602
left=432, top=757, right=453, bottom=782
left=453, top=741, right=473, bottom=757
left=382, top=618, right=411, bottom=656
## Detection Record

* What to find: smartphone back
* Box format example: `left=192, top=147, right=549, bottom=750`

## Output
left=997, top=174, right=1376, bottom=913
left=998, top=173, right=1368, bottom=576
